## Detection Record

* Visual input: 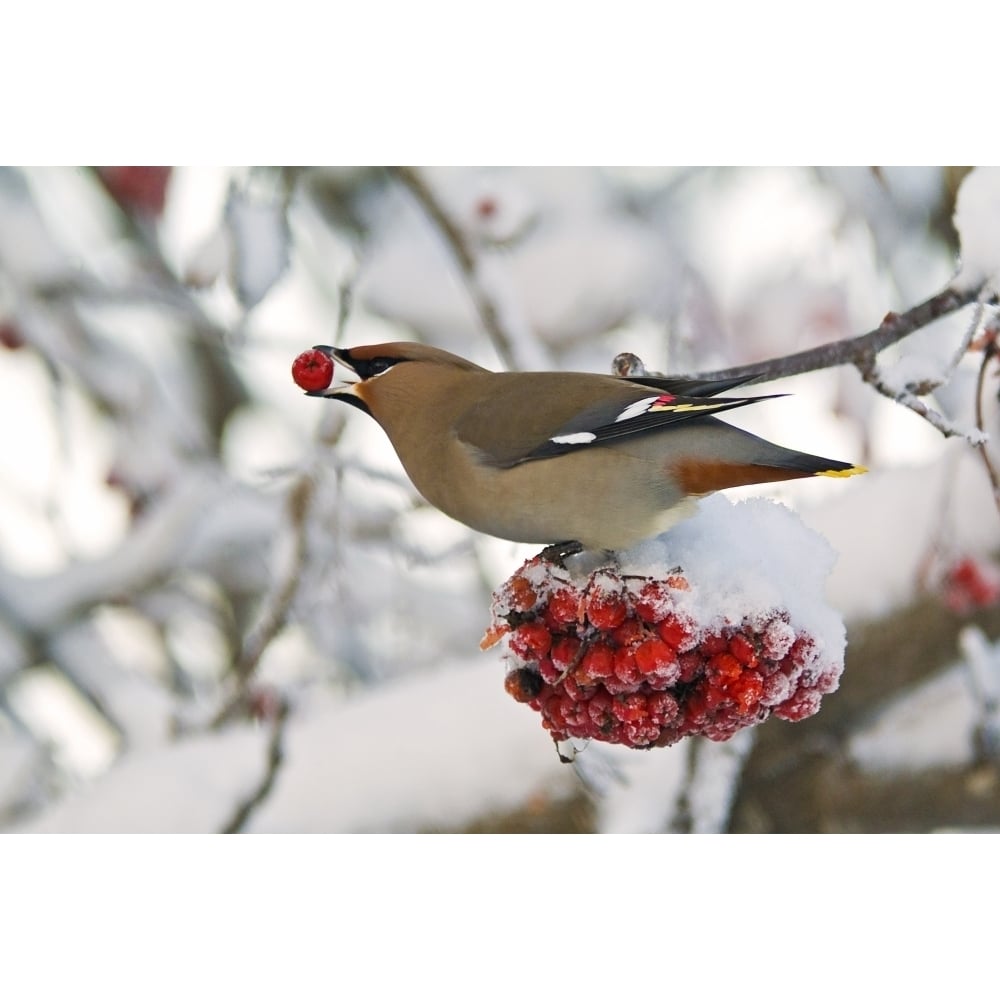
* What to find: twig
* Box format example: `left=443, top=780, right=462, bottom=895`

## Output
left=974, top=336, right=1000, bottom=515
left=389, top=166, right=533, bottom=371
left=688, top=284, right=994, bottom=384
left=855, top=292, right=993, bottom=443
left=220, top=697, right=289, bottom=833
left=668, top=739, right=699, bottom=834
left=211, top=270, right=358, bottom=730
left=855, top=353, right=986, bottom=443
left=238, top=476, right=314, bottom=684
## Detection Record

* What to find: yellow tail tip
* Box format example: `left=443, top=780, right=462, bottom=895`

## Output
left=816, top=465, right=868, bottom=479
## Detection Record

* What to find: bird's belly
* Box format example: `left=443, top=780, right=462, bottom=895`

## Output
left=410, top=448, right=694, bottom=551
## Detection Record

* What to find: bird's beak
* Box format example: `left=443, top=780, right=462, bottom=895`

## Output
left=304, top=344, right=359, bottom=398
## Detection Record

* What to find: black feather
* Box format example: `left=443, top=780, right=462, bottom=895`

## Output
left=505, top=392, right=786, bottom=466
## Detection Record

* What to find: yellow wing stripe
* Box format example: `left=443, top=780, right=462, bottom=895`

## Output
left=650, top=400, right=730, bottom=414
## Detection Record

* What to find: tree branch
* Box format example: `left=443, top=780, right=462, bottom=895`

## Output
left=687, top=283, right=994, bottom=384
left=974, top=331, right=1000, bottom=514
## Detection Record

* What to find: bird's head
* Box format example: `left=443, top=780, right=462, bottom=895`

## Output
left=306, top=342, right=488, bottom=418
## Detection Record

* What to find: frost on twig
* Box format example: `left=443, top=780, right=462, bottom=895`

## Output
left=856, top=354, right=987, bottom=445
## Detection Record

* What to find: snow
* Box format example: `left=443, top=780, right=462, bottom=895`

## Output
left=595, top=730, right=754, bottom=833
left=0, top=167, right=78, bottom=285
left=848, top=628, right=1000, bottom=777
left=224, top=184, right=292, bottom=310
left=953, top=166, right=1000, bottom=290
left=8, top=727, right=271, bottom=833
left=0, top=468, right=279, bottom=632
left=611, top=494, right=844, bottom=656
left=0, top=730, right=40, bottom=819
left=959, top=626, right=1000, bottom=756
left=246, top=665, right=572, bottom=832
left=801, top=449, right=1000, bottom=622
left=848, top=667, right=979, bottom=773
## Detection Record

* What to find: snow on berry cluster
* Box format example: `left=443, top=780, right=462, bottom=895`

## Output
left=482, top=496, right=847, bottom=752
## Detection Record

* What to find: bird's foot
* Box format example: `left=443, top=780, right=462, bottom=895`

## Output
left=539, top=540, right=584, bottom=568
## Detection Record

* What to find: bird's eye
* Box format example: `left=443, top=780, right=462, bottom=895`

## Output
left=368, top=358, right=394, bottom=376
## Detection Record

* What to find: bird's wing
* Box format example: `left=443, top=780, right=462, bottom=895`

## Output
left=512, top=391, right=786, bottom=465
left=453, top=372, right=785, bottom=469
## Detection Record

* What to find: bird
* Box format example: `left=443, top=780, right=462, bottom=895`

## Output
left=305, top=342, right=866, bottom=553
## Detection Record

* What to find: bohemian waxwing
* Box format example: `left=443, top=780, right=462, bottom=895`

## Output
left=307, top=342, right=865, bottom=552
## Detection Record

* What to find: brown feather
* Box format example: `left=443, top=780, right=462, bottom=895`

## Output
left=672, top=457, right=814, bottom=495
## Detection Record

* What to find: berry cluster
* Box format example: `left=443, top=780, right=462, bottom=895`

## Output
left=941, top=556, right=1000, bottom=615
left=484, top=557, right=843, bottom=751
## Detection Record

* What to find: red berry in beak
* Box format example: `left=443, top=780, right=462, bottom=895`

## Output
left=292, top=349, right=334, bottom=392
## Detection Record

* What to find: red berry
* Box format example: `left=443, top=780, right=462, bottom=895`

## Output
left=761, top=617, right=795, bottom=660
left=773, top=688, right=822, bottom=722
left=613, top=693, right=648, bottom=724
left=586, top=592, right=628, bottom=630
left=550, top=636, right=582, bottom=672
left=576, top=642, right=614, bottom=683
left=677, top=651, right=703, bottom=683
left=97, top=166, right=172, bottom=217
left=762, top=671, right=792, bottom=707
left=815, top=669, right=841, bottom=694
left=703, top=680, right=730, bottom=711
left=942, top=556, right=1000, bottom=613
left=476, top=196, right=498, bottom=219
left=708, top=652, right=742, bottom=684
left=611, top=617, right=647, bottom=648
left=563, top=675, right=585, bottom=702
left=247, top=685, right=283, bottom=722
left=538, top=657, right=561, bottom=684
left=292, top=349, right=335, bottom=392
left=545, top=588, right=581, bottom=628
left=507, top=575, right=539, bottom=612
left=504, top=668, right=543, bottom=703
left=700, top=631, right=730, bottom=656
left=0, top=322, right=24, bottom=350
left=634, top=637, right=677, bottom=675
left=612, top=647, right=640, bottom=686
left=729, top=672, right=764, bottom=714
left=509, top=622, right=552, bottom=661
left=635, top=581, right=672, bottom=622
left=647, top=690, right=679, bottom=724
left=728, top=632, right=758, bottom=667
left=588, top=689, right=615, bottom=730
left=657, top=615, right=694, bottom=650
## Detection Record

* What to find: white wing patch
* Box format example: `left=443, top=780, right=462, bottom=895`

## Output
left=615, top=396, right=660, bottom=422
left=550, top=431, right=597, bottom=445
left=615, top=393, right=727, bottom=423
